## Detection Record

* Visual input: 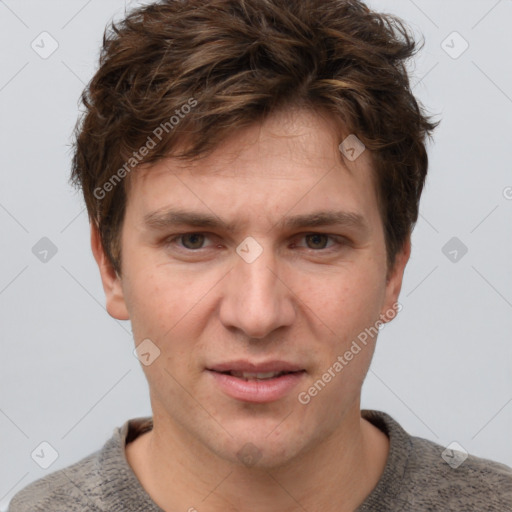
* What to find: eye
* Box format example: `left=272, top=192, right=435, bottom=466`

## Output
left=164, top=232, right=347, bottom=253
left=304, top=233, right=331, bottom=250
left=175, top=233, right=211, bottom=250
left=292, top=233, right=347, bottom=252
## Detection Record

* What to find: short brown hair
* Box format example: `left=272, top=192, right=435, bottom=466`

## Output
left=71, top=0, right=439, bottom=275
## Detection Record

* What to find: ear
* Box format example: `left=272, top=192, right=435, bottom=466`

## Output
left=380, top=236, right=411, bottom=322
left=90, top=222, right=130, bottom=320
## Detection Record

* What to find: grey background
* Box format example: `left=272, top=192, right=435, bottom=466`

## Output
left=1, top=0, right=511, bottom=508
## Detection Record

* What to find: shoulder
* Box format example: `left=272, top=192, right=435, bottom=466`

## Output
left=361, top=410, right=512, bottom=511
left=406, top=435, right=512, bottom=510
left=7, top=417, right=153, bottom=512
left=7, top=450, right=103, bottom=512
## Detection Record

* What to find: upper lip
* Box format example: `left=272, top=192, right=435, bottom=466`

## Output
left=207, top=360, right=305, bottom=373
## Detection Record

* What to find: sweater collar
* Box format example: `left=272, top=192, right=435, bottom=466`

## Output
left=100, top=409, right=411, bottom=511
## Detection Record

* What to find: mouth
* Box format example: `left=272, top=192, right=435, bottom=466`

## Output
left=206, top=362, right=306, bottom=402
left=214, top=370, right=305, bottom=381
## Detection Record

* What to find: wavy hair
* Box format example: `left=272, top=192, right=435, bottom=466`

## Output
left=71, top=0, right=439, bottom=274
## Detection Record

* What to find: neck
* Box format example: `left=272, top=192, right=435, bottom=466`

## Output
left=126, top=407, right=389, bottom=512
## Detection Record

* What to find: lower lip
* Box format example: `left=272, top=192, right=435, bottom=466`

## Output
left=207, top=370, right=306, bottom=403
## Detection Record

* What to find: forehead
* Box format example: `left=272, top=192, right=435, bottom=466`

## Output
left=125, top=108, right=381, bottom=231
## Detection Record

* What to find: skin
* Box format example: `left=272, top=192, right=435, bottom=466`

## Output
left=92, top=107, right=411, bottom=512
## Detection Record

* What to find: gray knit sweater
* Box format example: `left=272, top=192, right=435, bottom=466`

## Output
left=8, top=410, right=512, bottom=511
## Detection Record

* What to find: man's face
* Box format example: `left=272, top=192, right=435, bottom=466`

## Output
left=95, top=107, right=408, bottom=468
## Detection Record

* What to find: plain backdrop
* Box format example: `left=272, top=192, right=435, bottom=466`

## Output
left=1, top=0, right=511, bottom=509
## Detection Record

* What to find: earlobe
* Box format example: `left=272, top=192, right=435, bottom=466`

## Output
left=90, top=222, right=130, bottom=321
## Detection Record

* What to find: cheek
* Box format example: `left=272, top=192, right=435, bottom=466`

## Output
left=292, top=262, right=385, bottom=396
left=297, top=263, right=384, bottom=332
left=123, top=265, right=211, bottom=392
left=122, top=261, right=213, bottom=343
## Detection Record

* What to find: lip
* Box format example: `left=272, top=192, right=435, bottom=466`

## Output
left=206, top=361, right=306, bottom=403
left=207, top=360, right=304, bottom=373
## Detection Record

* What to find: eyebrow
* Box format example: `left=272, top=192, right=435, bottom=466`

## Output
left=143, top=207, right=369, bottom=234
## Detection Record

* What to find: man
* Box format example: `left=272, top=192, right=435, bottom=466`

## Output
left=9, top=0, right=512, bottom=510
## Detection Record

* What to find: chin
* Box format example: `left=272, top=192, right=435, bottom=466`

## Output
left=207, top=421, right=313, bottom=471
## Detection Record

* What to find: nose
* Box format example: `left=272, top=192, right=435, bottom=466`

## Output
left=218, top=241, right=296, bottom=339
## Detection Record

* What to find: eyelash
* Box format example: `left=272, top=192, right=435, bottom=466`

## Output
left=164, top=232, right=348, bottom=253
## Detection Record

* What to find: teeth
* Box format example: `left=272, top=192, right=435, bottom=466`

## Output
left=230, top=371, right=285, bottom=380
